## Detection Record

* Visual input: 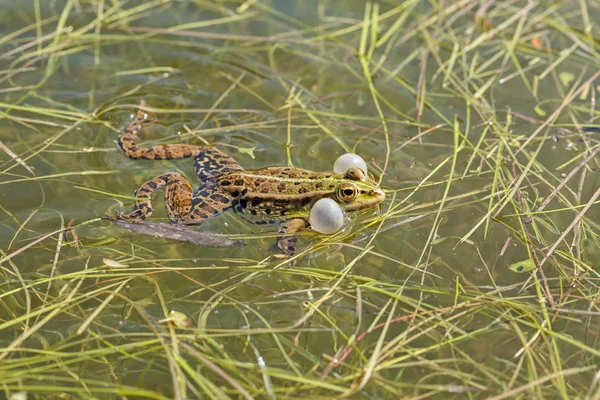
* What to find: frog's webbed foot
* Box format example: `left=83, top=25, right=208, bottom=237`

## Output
left=276, top=218, right=310, bottom=258
left=130, top=100, right=153, bottom=131
left=117, top=100, right=152, bottom=154
left=114, top=210, right=145, bottom=223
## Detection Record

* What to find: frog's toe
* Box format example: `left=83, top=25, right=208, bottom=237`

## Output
left=114, top=211, right=130, bottom=221
left=269, top=244, right=298, bottom=267
left=284, top=244, right=296, bottom=257
left=115, top=210, right=142, bottom=223
left=276, top=237, right=298, bottom=258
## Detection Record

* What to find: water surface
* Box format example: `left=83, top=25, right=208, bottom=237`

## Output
left=1, top=1, right=599, bottom=398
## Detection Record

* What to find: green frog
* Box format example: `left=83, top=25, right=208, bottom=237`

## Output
left=115, top=101, right=386, bottom=257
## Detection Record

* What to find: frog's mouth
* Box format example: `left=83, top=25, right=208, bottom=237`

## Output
left=344, top=188, right=386, bottom=212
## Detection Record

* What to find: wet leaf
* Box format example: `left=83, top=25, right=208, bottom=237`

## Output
left=10, top=392, right=27, bottom=400
left=508, top=259, right=536, bottom=273
left=106, top=217, right=246, bottom=248
left=580, top=83, right=590, bottom=100
left=534, top=105, right=547, bottom=117
left=159, top=310, right=192, bottom=328
left=238, top=146, right=256, bottom=159
left=509, top=138, right=521, bottom=147
left=559, top=72, right=575, bottom=87
left=103, top=258, right=129, bottom=268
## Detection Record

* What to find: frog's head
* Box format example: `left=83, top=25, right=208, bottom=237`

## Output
left=333, top=167, right=386, bottom=212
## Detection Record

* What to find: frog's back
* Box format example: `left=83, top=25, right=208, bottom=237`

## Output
left=216, top=167, right=340, bottom=197
left=213, top=167, right=339, bottom=217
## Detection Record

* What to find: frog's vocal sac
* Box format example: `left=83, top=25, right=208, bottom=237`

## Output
left=115, top=101, right=386, bottom=257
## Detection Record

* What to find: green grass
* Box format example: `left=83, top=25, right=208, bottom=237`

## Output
left=1, top=0, right=600, bottom=398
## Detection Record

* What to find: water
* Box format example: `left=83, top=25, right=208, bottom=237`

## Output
left=1, top=1, right=599, bottom=398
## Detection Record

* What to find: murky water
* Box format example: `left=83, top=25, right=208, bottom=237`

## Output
left=1, top=1, right=599, bottom=398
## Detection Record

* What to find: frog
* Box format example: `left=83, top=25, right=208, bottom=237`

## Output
left=114, top=101, right=386, bottom=257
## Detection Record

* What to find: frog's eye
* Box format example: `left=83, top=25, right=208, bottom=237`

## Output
left=344, top=167, right=366, bottom=181
left=336, top=183, right=358, bottom=202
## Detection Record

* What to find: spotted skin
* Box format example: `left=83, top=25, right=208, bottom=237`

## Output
left=117, top=101, right=242, bottom=175
left=115, top=101, right=386, bottom=257
left=277, top=218, right=310, bottom=257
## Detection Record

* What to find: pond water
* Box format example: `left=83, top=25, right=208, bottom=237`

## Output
left=1, top=1, right=599, bottom=398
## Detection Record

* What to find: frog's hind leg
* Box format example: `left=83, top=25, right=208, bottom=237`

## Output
left=116, top=172, right=192, bottom=223
left=117, top=100, right=157, bottom=159
left=193, top=148, right=243, bottom=182
left=117, top=101, right=244, bottom=173
left=116, top=172, right=233, bottom=225
left=181, top=182, right=234, bottom=224
left=118, top=100, right=210, bottom=160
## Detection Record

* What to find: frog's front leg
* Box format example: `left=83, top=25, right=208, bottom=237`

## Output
left=277, top=218, right=310, bottom=257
